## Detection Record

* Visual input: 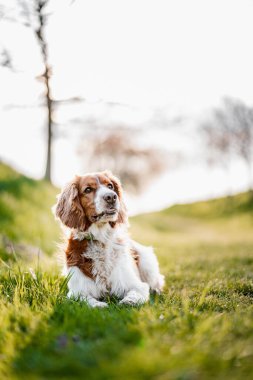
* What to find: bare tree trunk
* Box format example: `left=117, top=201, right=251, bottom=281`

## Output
left=35, top=0, right=53, bottom=182
left=44, top=64, right=52, bottom=182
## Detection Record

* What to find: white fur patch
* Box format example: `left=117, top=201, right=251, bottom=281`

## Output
left=64, top=221, right=164, bottom=307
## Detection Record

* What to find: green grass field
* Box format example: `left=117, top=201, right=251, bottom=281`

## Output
left=0, top=162, right=253, bottom=380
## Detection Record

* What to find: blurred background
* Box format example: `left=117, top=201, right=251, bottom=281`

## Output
left=1, top=3, right=253, bottom=378
left=1, top=0, right=253, bottom=215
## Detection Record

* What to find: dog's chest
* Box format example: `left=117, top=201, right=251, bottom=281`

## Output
left=84, top=240, right=122, bottom=290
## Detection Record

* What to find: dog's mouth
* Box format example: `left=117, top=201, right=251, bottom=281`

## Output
left=91, top=209, right=117, bottom=222
left=105, top=209, right=117, bottom=215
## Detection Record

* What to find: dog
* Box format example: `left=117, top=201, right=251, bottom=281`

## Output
left=53, top=170, right=164, bottom=307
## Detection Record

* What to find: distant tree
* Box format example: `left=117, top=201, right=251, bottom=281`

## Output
left=32, top=0, right=52, bottom=181
left=24, top=0, right=53, bottom=182
left=0, top=0, right=80, bottom=183
left=0, top=0, right=53, bottom=181
left=78, top=130, right=169, bottom=194
left=201, top=97, right=253, bottom=190
left=201, top=111, right=233, bottom=193
left=227, top=99, right=253, bottom=189
left=0, top=48, right=13, bottom=70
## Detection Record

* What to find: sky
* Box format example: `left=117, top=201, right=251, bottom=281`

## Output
left=0, top=0, right=253, bottom=214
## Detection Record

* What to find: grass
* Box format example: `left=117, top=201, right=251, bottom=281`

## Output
left=0, top=162, right=60, bottom=256
left=0, top=162, right=253, bottom=379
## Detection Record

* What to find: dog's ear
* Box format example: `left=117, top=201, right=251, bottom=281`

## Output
left=53, top=177, right=87, bottom=231
left=104, top=170, right=128, bottom=225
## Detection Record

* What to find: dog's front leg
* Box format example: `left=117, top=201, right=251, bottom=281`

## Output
left=119, top=282, right=150, bottom=306
left=111, top=257, right=150, bottom=306
left=67, top=266, right=108, bottom=308
left=68, top=290, right=107, bottom=308
left=81, top=295, right=108, bottom=308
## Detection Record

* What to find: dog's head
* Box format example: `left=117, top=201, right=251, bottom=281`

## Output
left=53, top=171, right=127, bottom=231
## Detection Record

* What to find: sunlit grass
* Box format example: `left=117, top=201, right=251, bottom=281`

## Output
left=0, top=162, right=60, bottom=255
left=0, top=163, right=253, bottom=379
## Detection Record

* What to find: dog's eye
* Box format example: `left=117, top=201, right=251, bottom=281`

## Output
left=107, top=183, right=113, bottom=190
left=84, top=187, right=93, bottom=194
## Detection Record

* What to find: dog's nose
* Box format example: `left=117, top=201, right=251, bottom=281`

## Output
left=103, top=192, right=117, bottom=204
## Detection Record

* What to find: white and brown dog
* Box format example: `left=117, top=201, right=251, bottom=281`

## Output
left=53, top=171, right=164, bottom=307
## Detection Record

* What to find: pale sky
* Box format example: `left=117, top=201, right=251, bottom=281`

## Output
left=53, top=0, right=253, bottom=108
left=0, top=0, right=253, bottom=213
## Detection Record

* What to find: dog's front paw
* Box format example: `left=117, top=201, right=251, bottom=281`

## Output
left=90, top=300, right=108, bottom=308
left=84, top=297, right=108, bottom=308
left=119, top=290, right=148, bottom=306
left=68, top=292, right=108, bottom=308
left=119, top=297, right=137, bottom=306
left=152, top=274, right=165, bottom=294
